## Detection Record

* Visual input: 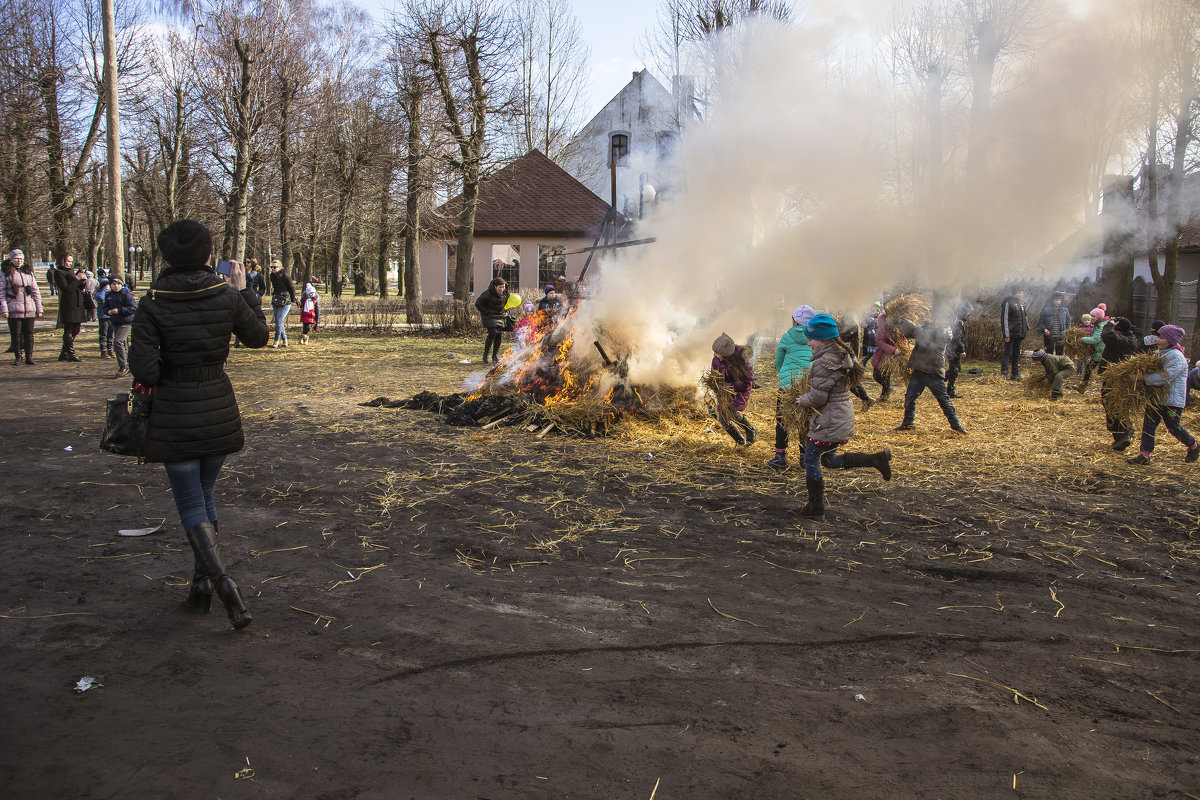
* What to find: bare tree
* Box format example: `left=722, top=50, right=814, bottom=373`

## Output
left=511, top=0, right=590, bottom=164
left=413, top=0, right=516, bottom=326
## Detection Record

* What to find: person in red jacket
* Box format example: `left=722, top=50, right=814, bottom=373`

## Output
left=868, top=311, right=895, bottom=402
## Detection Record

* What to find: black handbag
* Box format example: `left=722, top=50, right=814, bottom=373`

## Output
left=272, top=292, right=290, bottom=308
left=101, top=391, right=152, bottom=460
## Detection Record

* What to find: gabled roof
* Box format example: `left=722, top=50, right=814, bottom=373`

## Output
left=428, top=149, right=613, bottom=239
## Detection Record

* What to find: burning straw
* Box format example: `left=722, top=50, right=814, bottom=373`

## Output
left=1100, top=352, right=1169, bottom=423
left=1062, top=327, right=1091, bottom=361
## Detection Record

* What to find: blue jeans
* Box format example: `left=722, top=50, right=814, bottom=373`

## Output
left=1139, top=405, right=1195, bottom=454
left=164, top=456, right=226, bottom=531
left=803, top=440, right=844, bottom=480
left=273, top=305, right=291, bottom=343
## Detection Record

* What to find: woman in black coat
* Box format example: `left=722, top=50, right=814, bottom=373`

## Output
left=130, top=220, right=269, bottom=630
left=473, top=276, right=509, bottom=363
left=52, top=254, right=85, bottom=361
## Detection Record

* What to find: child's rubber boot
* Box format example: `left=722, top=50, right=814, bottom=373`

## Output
left=841, top=450, right=892, bottom=480
left=767, top=450, right=787, bottom=470
left=799, top=477, right=825, bottom=521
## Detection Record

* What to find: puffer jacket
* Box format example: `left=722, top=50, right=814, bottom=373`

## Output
left=899, top=319, right=950, bottom=377
left=474, top=286, right=509, bottom=329
left=774, top=325, right=813, bottom=390
left=1100, top=321, right=1138, bottom=366
left=1146, top=347, right=1189, bottom=408
left=1002, top=295, right=1028, bottom=339
left=712, top=346, right=754, bottom=411
left=129, top=266, right=269, bottom=463
left=797, top=342, right=855, bottom=443
left=103, top=286, right=138, bottom=326
left=0, top=264, right=43, bottom=318
left=53, top=267, right=85, bottom=326
left=1080, top=321, right=1104, bottom=362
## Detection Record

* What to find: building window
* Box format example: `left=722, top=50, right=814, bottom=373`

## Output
left=446, top=244, right=474, bottom=295
left=610, top=133, right=629, bottom=166
left=491, top=244, right=520, bottom=291
left=539, top=245, right=566, bottom=287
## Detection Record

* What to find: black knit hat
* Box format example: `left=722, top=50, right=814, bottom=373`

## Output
left=157, top=220, right=212, bottom=268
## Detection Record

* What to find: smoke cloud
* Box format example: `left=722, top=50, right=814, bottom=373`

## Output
left=576, top=0, right=1138, bottom=386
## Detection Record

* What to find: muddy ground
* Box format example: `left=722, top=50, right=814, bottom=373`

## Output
left=1, top=330, right=1198, bottom=799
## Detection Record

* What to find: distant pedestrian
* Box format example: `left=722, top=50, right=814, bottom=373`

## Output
left=102, top=275, right=137, bottom=377
left=299, top=281, right=319, bottom=345
left=1000, top=288, right=1028, bottom=379
left=1, top=249, right=43, bottom=364
left=45, top=265, right=57, bottom=295
left=268, top=259, right=297, bottom=347
left=95, top=277, right=114, bottom=358
left=52, top=254, right=86, bottom=362
left=1037, top=291, right=1071, bottom=355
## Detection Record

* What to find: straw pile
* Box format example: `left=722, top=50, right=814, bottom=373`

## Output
left=700, top=370, right=735, bottom=420
left=885, top=293, right=931, bottom=325
left=1100, top=352, right=1168, bottom=423
left=1022, top=372, right=1052, bottom=397
left=880, top=336, right=915, bottom=384
left=779, top=374, right=814, bottom=436
left=1062, top=327, right=1091, bottom=361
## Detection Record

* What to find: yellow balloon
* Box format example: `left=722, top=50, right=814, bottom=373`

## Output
left=503, top=294, right=522, bottom=310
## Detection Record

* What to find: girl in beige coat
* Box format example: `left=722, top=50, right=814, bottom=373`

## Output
left=796, top=314, right=892, bottom=521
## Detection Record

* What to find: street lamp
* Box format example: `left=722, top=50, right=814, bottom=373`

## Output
left=135, top=246, right=143, bottom=282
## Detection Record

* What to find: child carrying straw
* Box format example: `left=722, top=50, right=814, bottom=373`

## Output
left=710, top=333, right=757, bottom=446
left=768, top=305, right=814, bottom=469
left=1127, top=324, right=1200, bottom=465
left=795, top=314, right=892, bottom=521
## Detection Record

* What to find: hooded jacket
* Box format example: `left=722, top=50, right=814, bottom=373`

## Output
left=474, top=286, right=510, bottom=328
left=103, top=285, right=138, bottom=326
left=796, top=342, right=855, bottom=443
left=1145, top=347, right=1189, bottom=408
left=129, top=266, right=269, bottom=463
left=774, top=325, right=813, bottom=390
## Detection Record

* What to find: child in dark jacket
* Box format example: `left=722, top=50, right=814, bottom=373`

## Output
left=711, top=332, right=756, bottom=446
left=894, top=318, right=967, bottom=434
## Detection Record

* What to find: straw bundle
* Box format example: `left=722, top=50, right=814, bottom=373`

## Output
left=885, top=294, right=931, bottom=325
left=880, top=336, right=914, bottom=384
left=1062, top=327, right=1091, bottom=361
left=1022, top=372, right=1052, bottom=397
left=779, top=374, right=814, bottom=437
left=700, top=370, right=735, bottom=420
left=1100, top=352, right=1169, bottom=423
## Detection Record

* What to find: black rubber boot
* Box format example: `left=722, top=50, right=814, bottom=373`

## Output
left=767, top=451, right=788, bottom=470
left=185, top=522, right=251, bottom=630
left=800, top=476, right=825, bottom=521
left=722, top=419, right=748, bottom=446
left=842, top=450, right=892, bottom=480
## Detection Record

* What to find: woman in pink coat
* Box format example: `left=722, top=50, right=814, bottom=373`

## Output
left=0, top=249, right=44, bottom=365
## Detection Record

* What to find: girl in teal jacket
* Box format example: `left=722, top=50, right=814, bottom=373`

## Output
left=768, top=305, right=815, bottom=469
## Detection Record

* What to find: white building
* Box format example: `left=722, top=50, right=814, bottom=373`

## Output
left=566, top=70, right=697, bottom=217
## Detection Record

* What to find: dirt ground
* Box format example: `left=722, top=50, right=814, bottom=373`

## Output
left=1, top=328, right=1198, bottom=800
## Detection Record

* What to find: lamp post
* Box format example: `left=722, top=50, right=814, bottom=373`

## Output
left=135, top=246, right=143, bottom=283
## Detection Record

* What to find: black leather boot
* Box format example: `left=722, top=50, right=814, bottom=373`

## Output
left=182, top=522, right=215, bottom=612
left=185, top=522, right=251, bottom=630
left=842, top=450, right=892, bottom=480
left=800, top=476, right=825, bottom=521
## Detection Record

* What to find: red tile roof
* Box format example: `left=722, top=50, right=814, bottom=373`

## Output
left=427, top=150, right=614, bottom=239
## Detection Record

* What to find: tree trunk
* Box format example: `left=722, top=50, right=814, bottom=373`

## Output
left=227, top=38, right=256, bottom=263
left=279, top=80, right=295, bottom=281
left=102, top=0, right=123, bottom=278
left=376, top=162, right=394, bottom=298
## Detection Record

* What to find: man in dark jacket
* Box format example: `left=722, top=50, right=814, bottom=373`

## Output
left=894, top=318, right=967, bottom=434
left=474, top=277, right=509, bottom=363
left=1037, top=291, right=1071, bottom=355
left=1100, top=316, right=1139, bottom=450
left=102, top=275, right=138, bottom=376
left=1000, top=289, right=1028, bottom=379
left=52, top=254, right=85, bottom=361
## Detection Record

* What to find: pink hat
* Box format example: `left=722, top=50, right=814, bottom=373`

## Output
left=1090, top=307, right=1106, bottom=320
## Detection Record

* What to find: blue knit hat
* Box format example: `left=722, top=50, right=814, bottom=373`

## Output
left=805, top=313, right=839, bottom=341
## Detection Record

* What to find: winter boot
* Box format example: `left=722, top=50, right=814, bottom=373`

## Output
left=185, top=522, right=251, bottom=630
left=1112, top=431, right=1133, bottom=451
left=58, top=349, right=69, bottom=362
left=842, top=450, right=892, bottom=480
left=799, top=476, right=825, bottom=521
left=182, top=521, right=216, bottom=612
left=741, top=421, right=757, bottom=446
left=722, top=419, right=748, bottom=446
left=860, top=396, right=875, bottom=412
left=67, top=349, right=83, bottom=362
left=767, top=450, right=788, bottom=470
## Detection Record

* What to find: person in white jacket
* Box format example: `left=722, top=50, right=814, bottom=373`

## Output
left=1128, top=324, right=1200, bottom=465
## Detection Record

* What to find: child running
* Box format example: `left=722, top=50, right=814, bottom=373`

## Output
left=795, top=314, right=892, bottom=521
left=1128, top=324, right=1200, bottom=465
left=768, top=305, right=814, bottom=469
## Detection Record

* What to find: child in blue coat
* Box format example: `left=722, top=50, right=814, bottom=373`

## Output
left=768, top=305, right=814, bottom=469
